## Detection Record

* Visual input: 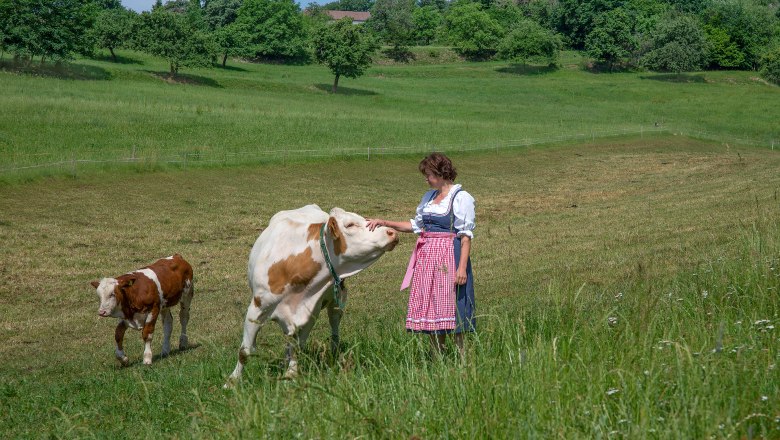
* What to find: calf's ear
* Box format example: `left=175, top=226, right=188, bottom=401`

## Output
left=90, top=280, right=100, bottom=289
left=119, top=277, right=136, bottom=290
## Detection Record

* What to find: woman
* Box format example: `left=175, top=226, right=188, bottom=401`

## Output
left=367, top=152, right=475, bottom=355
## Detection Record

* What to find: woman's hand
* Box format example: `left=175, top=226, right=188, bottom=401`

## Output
left=455, top=267, right=467, bottom=285
left=366, top=218, right=384, bottom=231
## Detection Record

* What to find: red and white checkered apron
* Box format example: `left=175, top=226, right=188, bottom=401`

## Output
left=404, top=232, right=457, bottom=332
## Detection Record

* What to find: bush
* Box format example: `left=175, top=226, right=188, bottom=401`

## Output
left=497, top=19, right=562, bottom=66
left=760, top=46, right=780, bottom=85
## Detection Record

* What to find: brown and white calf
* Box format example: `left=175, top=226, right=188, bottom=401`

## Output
left=91, top=254, right=194, bottom=365
left=225, top=205, right=398, bottom=387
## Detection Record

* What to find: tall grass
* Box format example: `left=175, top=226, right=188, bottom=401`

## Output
left=0, top=139, right=778, bottom=437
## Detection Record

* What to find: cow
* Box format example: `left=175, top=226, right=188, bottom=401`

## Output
left=90, top=254, right=194, bottom=366
left=225, top=205, right=398, bottom=386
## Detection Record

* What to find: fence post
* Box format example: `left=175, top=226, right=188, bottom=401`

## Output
left=132, top=145, right=136, bottom=161
left=367, top=146, right=370, bottom=161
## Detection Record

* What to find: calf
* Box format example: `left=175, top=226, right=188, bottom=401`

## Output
left=91, top=254, right=194, bottom=365
left=225, top=205, right=398, bottom=387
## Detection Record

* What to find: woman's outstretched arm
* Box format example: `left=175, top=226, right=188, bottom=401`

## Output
left=366, top=219, right=413, bottom=233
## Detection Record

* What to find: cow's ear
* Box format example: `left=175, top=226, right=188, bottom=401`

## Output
left=90, top=280, right=100, bottom=289
left=327, top=216, right=342, bottom=239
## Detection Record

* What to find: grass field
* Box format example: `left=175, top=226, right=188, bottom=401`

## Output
left=1, top=50, right=779, bottom=177
left=1, top=136, right=778, bottom=438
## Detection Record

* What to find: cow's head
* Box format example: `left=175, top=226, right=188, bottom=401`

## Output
left=325, top=207, right=398, bottom=277
left=90, top=277, right=133, bottom=318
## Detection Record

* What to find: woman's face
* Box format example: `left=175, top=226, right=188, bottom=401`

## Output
left=424, top=171, right=445, bottom=189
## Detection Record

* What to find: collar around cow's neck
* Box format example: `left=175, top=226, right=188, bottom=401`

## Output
left=319, top=223, right=345, bottom=309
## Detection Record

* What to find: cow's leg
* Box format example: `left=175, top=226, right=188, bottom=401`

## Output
left=161, top=309, right=173, bottom=357
left=284, top=319, right=316, bottom=380
left=178, top=280, right=193, bottom=350
left=326, top=302, right=343, bottom=357
left=225, top=296, right=269, bottom=388
left=115, top=320, right=130, bottom=366
left=141, top=308, right=160, bottom=365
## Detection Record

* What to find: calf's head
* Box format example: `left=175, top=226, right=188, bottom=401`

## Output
left=90, top=277, right=135, bottom=317
left=325, top=207, right=398, bottom=277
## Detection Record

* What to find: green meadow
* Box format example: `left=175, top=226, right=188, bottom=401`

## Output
left=0, top=49, right=778, bottom=177
left=0, top=52, right=779, bottom=438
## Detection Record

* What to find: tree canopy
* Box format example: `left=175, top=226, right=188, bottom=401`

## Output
left=312, top=17, right=378, bottom=92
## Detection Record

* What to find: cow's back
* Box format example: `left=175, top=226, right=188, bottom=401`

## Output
left=248, top=205, right=327, bottom=291
left=146, top=254, right=193, bottom=307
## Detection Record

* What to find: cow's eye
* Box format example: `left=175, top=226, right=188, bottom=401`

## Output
left=345, top=222, right=357, bottom=229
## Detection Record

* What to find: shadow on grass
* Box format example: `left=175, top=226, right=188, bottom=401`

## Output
left=0, top=59, right=111, bottom=80
left=120, top=343, right=202, bottom=368
left=91, top=53, right=144, bottom=65
left=496, top=64, right=558, bottom=76
left=314, top=84, right=378, bottom=96
left=217, top=63, right=249, bottom=72
left=146, top=71, right=222, bottom=88
left=640, top=73, right=707, bottom=83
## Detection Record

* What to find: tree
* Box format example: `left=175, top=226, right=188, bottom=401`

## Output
left=203, top=0, right=247, bottom=67
left=759, top=46, right=780, bottom=85
left=236, top=0, right=308, bottom=61
left=312, top=18, right=378, bottom=92
left=585, top=8, right=637, bottom=71
left=413, top=5, right=442, bottom=45
left=704, top=24, right=745, bottom=69
left=203, top=0, right=242, bottom=30
left=444, top=2, right=503, bottom=60
left=641, top=13, right=710, bottom=73
left=369, top=0, right=415, bottom=59
left=555, top=0, right=621, bottom=49
left=0, top=0, right=98, bottom=64
left=92, top=7, right=135, bottom=61
left=497, top=18, right=562, bottom=66
left=702, top=0, right=776, bottom=70
left=135, top=7, right=214, bottom=76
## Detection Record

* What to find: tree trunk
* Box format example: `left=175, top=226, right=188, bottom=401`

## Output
left=332, top=74, right=340, bottom=93
left=222, top=52, right=228, bottom=67
left=109, top=47, right=116, bottom=62
left=170, top=63, right=176, bottom=78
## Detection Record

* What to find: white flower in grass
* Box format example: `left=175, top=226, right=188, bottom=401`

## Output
left=606, top=388, right=620, bottom=396
left=608, top=317, right=618, bottom=326
left=701, top=290, right=709, bottom=299
left=615, top=292, right=623, bottom=300
left=755, top=319, right=771, bottom=326
left=761, top=395, right=769, bottom=402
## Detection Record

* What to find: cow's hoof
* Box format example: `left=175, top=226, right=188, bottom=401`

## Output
left=118, top=356, right=130, bottom=366
left=282, top=370, right=298, bottom=380
left=223, top=377, right=238, bottom=389
left=179, top=335, right=188, bottom=350
left=143, top=357, right=153, bottom=365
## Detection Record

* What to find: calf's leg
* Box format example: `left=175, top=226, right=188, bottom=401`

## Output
left=161, top=309, right=173, bottom=357
left=115, top=320, right=129, bottom=366
left=141, top=308, right=160, bottom=365
left=178, top=279, right=193, bottom=350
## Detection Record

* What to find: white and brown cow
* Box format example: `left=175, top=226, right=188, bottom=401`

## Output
left=225, top=205, right=398, bottom=386
left=91, top=254, right=194, bottom=366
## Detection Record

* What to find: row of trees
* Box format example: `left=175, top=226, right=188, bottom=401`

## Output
left=1, top=0, right=779, bottom=85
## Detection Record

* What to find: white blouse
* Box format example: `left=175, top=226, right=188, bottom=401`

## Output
left=410, top=184, right=476, bottom=238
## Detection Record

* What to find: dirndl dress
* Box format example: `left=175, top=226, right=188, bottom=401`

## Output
left=402, top=189, right=476, bottom=334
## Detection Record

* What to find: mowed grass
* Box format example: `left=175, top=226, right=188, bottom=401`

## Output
left=1, top=50, right=779, bottom=174
left=0, top=136, right=779, bottom=438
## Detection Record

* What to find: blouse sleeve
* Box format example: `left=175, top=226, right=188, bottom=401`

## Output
left=453, top=191, right=476, bottom=238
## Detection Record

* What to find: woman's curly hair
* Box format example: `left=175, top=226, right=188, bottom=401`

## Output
left=418, top=152, right=457, bottom=181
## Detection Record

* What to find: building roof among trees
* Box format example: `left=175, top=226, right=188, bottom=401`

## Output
left=325, top=11, right=371, bottom=23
